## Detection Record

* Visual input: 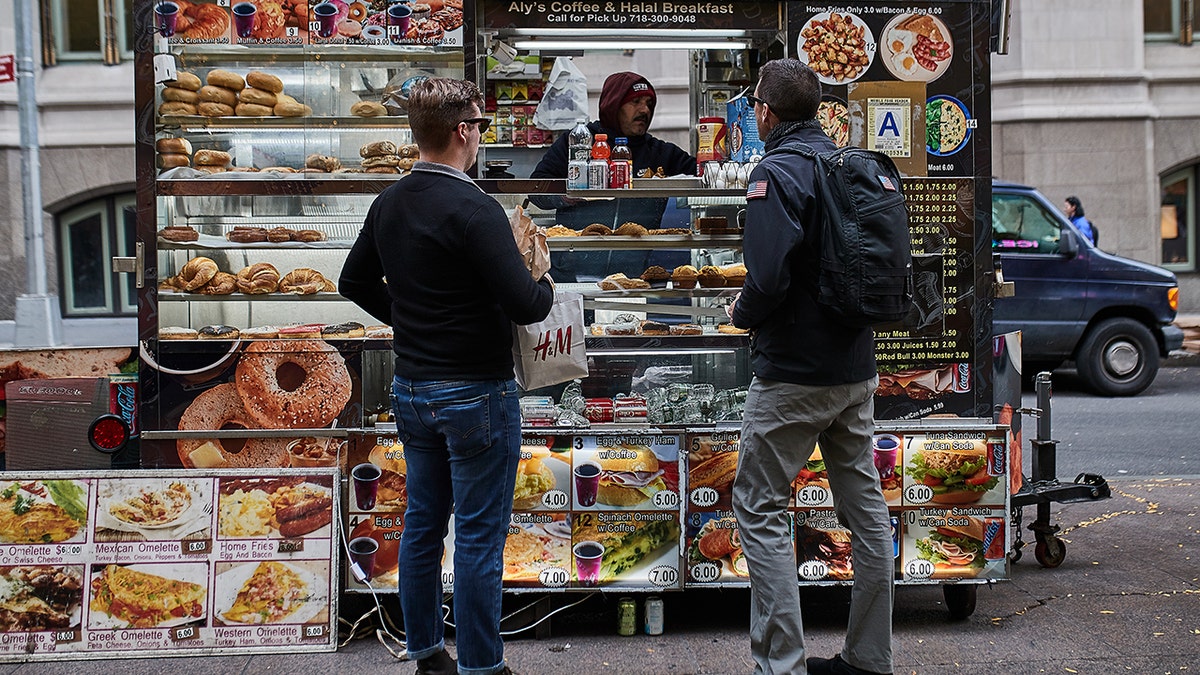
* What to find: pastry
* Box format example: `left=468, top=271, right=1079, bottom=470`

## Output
left=227, top=166, right=258, bottom=172
left=165, top=71, right=202, bottom=91
left=239, top=326, right=280, bottom=339
left=396, top=143, right=420, bottom=158
left=546, top=225, right=579, bottom=237
left=640, top=265, right=670, bottom=288
left=206, top=69, right=246, bottom=91
left=199, top=272, right=238, bottom=295
left=362, top=155, right=401, bottom=168
left=293, top=229, right=325, bottom=242
left=722, top=263, right=747, bottom=287
left=614, top=222, right=648, bottom=237
left=604, top=322, right=640, bottom=336
left=365, top=325, right=393, bottom=339
left=194, top=149, right=232, bottom=167
left=278, top=324, right=324, bottom=338
left=671, top=265, right=698, bottom=289
left=226, top=227, right=269, bottom=243
left=238, top=87, right=278, bottom=107
left=717, top=324, right=750, bottom=335
left=360, top=140, right=397, bottom=157
left=698, top=265, right=726, bottom=288
left=273, top=99, right=311, bottom=117
left=198, top=85, right=239, bottom=107
left=336, top=17, right=362, bottom=37
left=198, top=324, right=240, bottom=340
left=350, top=100, right=388, bottom=117
left=279, top=268, right=328, bottom=295
left=160, top=326, right=199, bottom=340
left=321, top=322, right=366, bottom=339
left=179, top=257, right=219, bottom=291
left=235, top=102, right=275, bottom=117
left=266, top=227, right=293, bottom=243
left=235, top=263, right=280, bottom=294
left=669, top=324, right=703, bottom=336
left=366, top=166, right=401, bottom=174
left=158, top=226, right=199, bottom=242
left=305, top=154, right=342, bottom=172
left=598, top=273, right=650, bottom=291
left=639, top=320, right=670, bottom=336
left=245, top=71, right=283, bottom=94
left=581, top=224, right=613, bottom=236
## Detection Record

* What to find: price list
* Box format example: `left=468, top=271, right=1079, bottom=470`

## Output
left=874, top=179, right=975, bottom=369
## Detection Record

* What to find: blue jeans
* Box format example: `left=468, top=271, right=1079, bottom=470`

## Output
left=392, top=376, right=520, bottom=675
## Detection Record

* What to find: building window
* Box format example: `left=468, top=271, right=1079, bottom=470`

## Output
left=1161, top=168, right=1196, bottom=272
left=1145, top=0, right=1197, bottom=44
left=57, top=194, right=137, bottom=317
left=44, top=0, right=134, bottom=65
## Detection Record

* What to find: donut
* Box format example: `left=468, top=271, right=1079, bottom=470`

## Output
left=198, top=324, right=240, bottom=339
left=240, top=326, right=280, bottom=339
left=177, top=384, right=289, bottom=469
left=347, top=1, right=368, bottom=21
left=337, top=17, right=362, bottom=37
left=234, top=339, right=352, bottom=429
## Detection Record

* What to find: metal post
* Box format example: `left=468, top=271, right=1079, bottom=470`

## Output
left=13, top=0, right=62, bottom=347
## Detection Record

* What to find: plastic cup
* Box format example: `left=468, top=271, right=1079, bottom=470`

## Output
left=348, top=536, right=380, bottom=581
left=154, top=1, right=179, bottom=37
left=313, top=2, right=339, bottom=38
left=387, top=3, right=412, bottom=42
left=352, top=462, right=382, bottom=510
left=232, top=2, right=257, bottom=38
left=873, top=434, right=900, bottom=479
left=573, top=541, right=604, bottom=586
left=574, top=461, right=601, bottom=507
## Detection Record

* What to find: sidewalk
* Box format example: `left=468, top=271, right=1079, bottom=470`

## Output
left=11, top=477, right=1197, bottom=674
left=1170, top=313, right=1200, bottom=365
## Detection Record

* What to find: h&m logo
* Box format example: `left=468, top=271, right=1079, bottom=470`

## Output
left=532, top=325, right=572, bottom=362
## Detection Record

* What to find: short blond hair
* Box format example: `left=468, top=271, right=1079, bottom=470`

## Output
left=407, top=78, right=485, bottom=153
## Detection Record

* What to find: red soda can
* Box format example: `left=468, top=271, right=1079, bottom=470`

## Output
left=109, top=373, right=139, bottom=437
left=982, top=516, right=1005, bottom=561
left=987, top=440, right=1006, bottom=476
left=952, top=363, right=972, bottom=392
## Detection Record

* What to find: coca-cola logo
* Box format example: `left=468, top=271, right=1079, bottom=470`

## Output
left=954, top=363, right=971, bottom=392
left=987, top=441, right=1005, bottom=475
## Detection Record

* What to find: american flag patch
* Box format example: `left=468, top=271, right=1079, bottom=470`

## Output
left=878, top=175, right=897, bottom=191
left=746, top=180, right=768, bottom=199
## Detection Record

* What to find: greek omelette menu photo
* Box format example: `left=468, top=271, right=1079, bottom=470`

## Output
left=0, top=469, right=337, bottom=660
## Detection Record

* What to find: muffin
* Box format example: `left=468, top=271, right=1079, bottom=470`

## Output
left=671, top=264, right=698, bottom=289
left=640, top=265, right=670, bottom=288
left=722, top=263, right=747, bottom=287
left=697, top=265, right=726, bottom=288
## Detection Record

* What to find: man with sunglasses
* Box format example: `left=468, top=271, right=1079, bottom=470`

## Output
left=727, top=60, right=894, bottom=675
left=529, top=71, right=696, bottom=282
left=340, top=78, right=553, bottom=675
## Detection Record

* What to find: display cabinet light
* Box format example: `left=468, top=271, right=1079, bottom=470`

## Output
left=506, top=28, right=749, bottom=38
left=511, top=39, right=750, bottom=50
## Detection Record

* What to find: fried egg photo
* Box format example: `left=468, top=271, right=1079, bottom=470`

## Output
left=891, top=51, right=921, bottom=78
left=887, top=28, right=915, bottom=55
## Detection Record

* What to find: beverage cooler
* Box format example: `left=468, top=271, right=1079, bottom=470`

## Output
left=126, top=0, right=1006, bottom=632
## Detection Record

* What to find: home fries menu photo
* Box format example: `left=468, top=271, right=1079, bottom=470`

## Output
left=0, top=470, right=337, bottom=660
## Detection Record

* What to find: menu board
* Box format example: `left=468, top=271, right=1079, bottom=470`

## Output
left=0, top=470, right=337, bottom=661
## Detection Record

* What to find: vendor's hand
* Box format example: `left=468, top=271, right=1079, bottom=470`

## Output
left=725, top=292, right=740, bottom=320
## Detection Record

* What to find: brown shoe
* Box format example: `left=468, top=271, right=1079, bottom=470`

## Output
left=414, top=649, right=456, bottom=675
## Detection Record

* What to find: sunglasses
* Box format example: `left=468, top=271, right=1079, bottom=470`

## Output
left=746, top=94, right=768, bottom=109
left=460, top=117, right=491, bottom=133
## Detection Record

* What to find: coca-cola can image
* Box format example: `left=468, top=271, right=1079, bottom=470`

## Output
left=987, top=440, right=1006, bottom=476
left=952, top=363, right=972, bottom=392
left=109, top=373, right=139, bottom=437
left=982, top=516, right=1006, bottom=561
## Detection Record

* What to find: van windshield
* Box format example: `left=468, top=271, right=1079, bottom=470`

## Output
left=992, top=194, right=1062, bottom=254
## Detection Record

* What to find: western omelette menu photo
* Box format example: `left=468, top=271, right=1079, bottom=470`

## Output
left=0, top=470, right=337, bottom=660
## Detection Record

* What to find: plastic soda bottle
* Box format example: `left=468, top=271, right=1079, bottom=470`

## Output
left=609, top=137, right=632, bottom=189
left=588, top=133, right=610, bottom=190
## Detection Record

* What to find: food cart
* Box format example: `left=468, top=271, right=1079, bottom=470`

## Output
left=0, top=0, right=1008, bottom=661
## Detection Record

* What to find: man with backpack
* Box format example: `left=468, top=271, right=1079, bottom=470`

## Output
left=727, top=59, right=895, bottom=675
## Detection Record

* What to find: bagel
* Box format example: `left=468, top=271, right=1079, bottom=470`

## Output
left=206, top=69, right=245, bottom=91
left=165, top=71, right=203, bottom=91
left=350, top=100, right=388, bottom=117
left=157, top=153, right=192, bottom=170
left=162, top=87, right=200, bottom=104
left=234, top=339, right=352, bottom=429
left=198, top=101, right=235, bottom=117
left=159, top=101, right=199, bottom=116
left=177, top=384, right=289, bottom=469
left=235, top=102, right=275, bottom=117
left=273, top=99, right=311, bottom=117
left=179, top=256, right=219, bottom=291
left=245, top=71, right=284, bottom=93
left=238, top=86, right=278, bottom=107
left=193, top=149, right=232, bottom=166
left=156, top=137, right=193, bottom=155
left=198, top=85, right=239, bottom=106
left=347, top=1, right=368, bottom=21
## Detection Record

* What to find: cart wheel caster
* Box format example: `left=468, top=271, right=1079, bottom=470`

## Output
left=1034, top=536, right=1066, bottom=568
left=943, top=584, right=977, bottom=620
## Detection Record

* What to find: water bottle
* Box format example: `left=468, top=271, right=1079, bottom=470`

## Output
left=567, top=119, right=592, bottom=190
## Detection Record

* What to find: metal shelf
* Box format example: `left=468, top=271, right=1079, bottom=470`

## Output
left=171, top=43, right=463, bottom=62
left=159, top=115, right=413, bottom=130
left=157, top=292, right=345, bottom=302
left=547, top=234, right=741, bottom=250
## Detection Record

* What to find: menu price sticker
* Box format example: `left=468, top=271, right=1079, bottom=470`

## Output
left=689, top=561, right=721, bottom=583
left=690, top=486, right=719, bottom=508
left=302, top=624, right=327, bottom=640
left=181, top=538, right=213, bottom=555
left=170, top=625, right=201, bottom=642
left=538, top=567, right=570, bottom=588
left=53, top=629, right=81, bottom=645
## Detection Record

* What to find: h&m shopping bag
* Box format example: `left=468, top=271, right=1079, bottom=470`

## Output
left=512, top=291, right=587, bottom=390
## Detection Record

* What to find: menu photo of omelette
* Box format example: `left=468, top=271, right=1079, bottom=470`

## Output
left=0, top=479, right=89, bottom=544
left=213, top=560, right=329, bottom=626
left=87, top=563, right=208, bottom=629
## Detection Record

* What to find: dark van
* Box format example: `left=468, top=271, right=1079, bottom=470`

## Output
left=992, top=180, right=1183, bottom=396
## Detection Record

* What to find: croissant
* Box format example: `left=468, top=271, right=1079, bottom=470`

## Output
left=179, top=257, right=219, bottom=291
left=236, top=263, right=280, bottom=294
left=199, top=271, right=238, bottom=295
left=279, top=268, right=327, bottom=295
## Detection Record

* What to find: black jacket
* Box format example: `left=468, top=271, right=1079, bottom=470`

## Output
left=339, top=162, right=554, bottom=381
left=731, top=124, right=876, bottom=386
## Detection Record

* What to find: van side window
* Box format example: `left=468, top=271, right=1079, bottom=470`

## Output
left=992, top=194, right=1061, bottom=254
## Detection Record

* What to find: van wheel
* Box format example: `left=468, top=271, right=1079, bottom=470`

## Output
left=1075, top=318, right=1159, bottom=396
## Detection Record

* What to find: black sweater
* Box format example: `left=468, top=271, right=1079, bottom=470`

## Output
left=731, top=125, right=876, bottom=386
left=340, top=163, right=554, bottom=381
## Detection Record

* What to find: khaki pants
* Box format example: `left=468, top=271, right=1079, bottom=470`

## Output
left=733, top=376, right=893, bottom=675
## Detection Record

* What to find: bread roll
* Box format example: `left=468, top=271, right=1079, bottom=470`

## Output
left=165, top=71, right=202, bottom=91
left=198, top=85, right=238, bottom=106
left=157, top=153, right=192, bottom=170
left=396, top=143, right=420, bottom=158
left=366, top=166, right=400, bottom=174
left=235, top=102, right=275, bottom=117
left=198, top=102, right=235, bottom=117
left=158, top=101, right=199, bottom=116
left=245, top=71, right=284, bottom=93
left=304, top=154, right=342, bottom=171
left=193, top=149, right=232, bottom=166
left=155, top=137, right=193, bottom=155
left=206, top=69, right=245, bottom=91
left=360, top=140, right=397, bottom=158
left=238, top=87, right=278, bottom=107
left=162, top=87, right=200, bottom=104
left=350, top=100, right=388, bottom=117
left=362, top=155, right=401, bottom=168
left=273, top=100, right=311, bottom=117
left=396, top=156, right=417, bottom=171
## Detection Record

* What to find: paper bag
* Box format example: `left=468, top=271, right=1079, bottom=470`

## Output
left=509, top=204, right=551, bottom=280
left=534, top=56, right=589, bottom=131
left=512, top=292, right=588, bottom=391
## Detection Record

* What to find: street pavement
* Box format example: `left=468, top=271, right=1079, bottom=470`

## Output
left=5, top=476, right=1196, bottom=674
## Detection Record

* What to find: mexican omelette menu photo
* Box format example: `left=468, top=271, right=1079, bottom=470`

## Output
left=0, top=470, right=337, bottom=660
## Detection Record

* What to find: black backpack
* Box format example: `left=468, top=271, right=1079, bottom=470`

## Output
left=773, top=143, right=914, bottom=327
